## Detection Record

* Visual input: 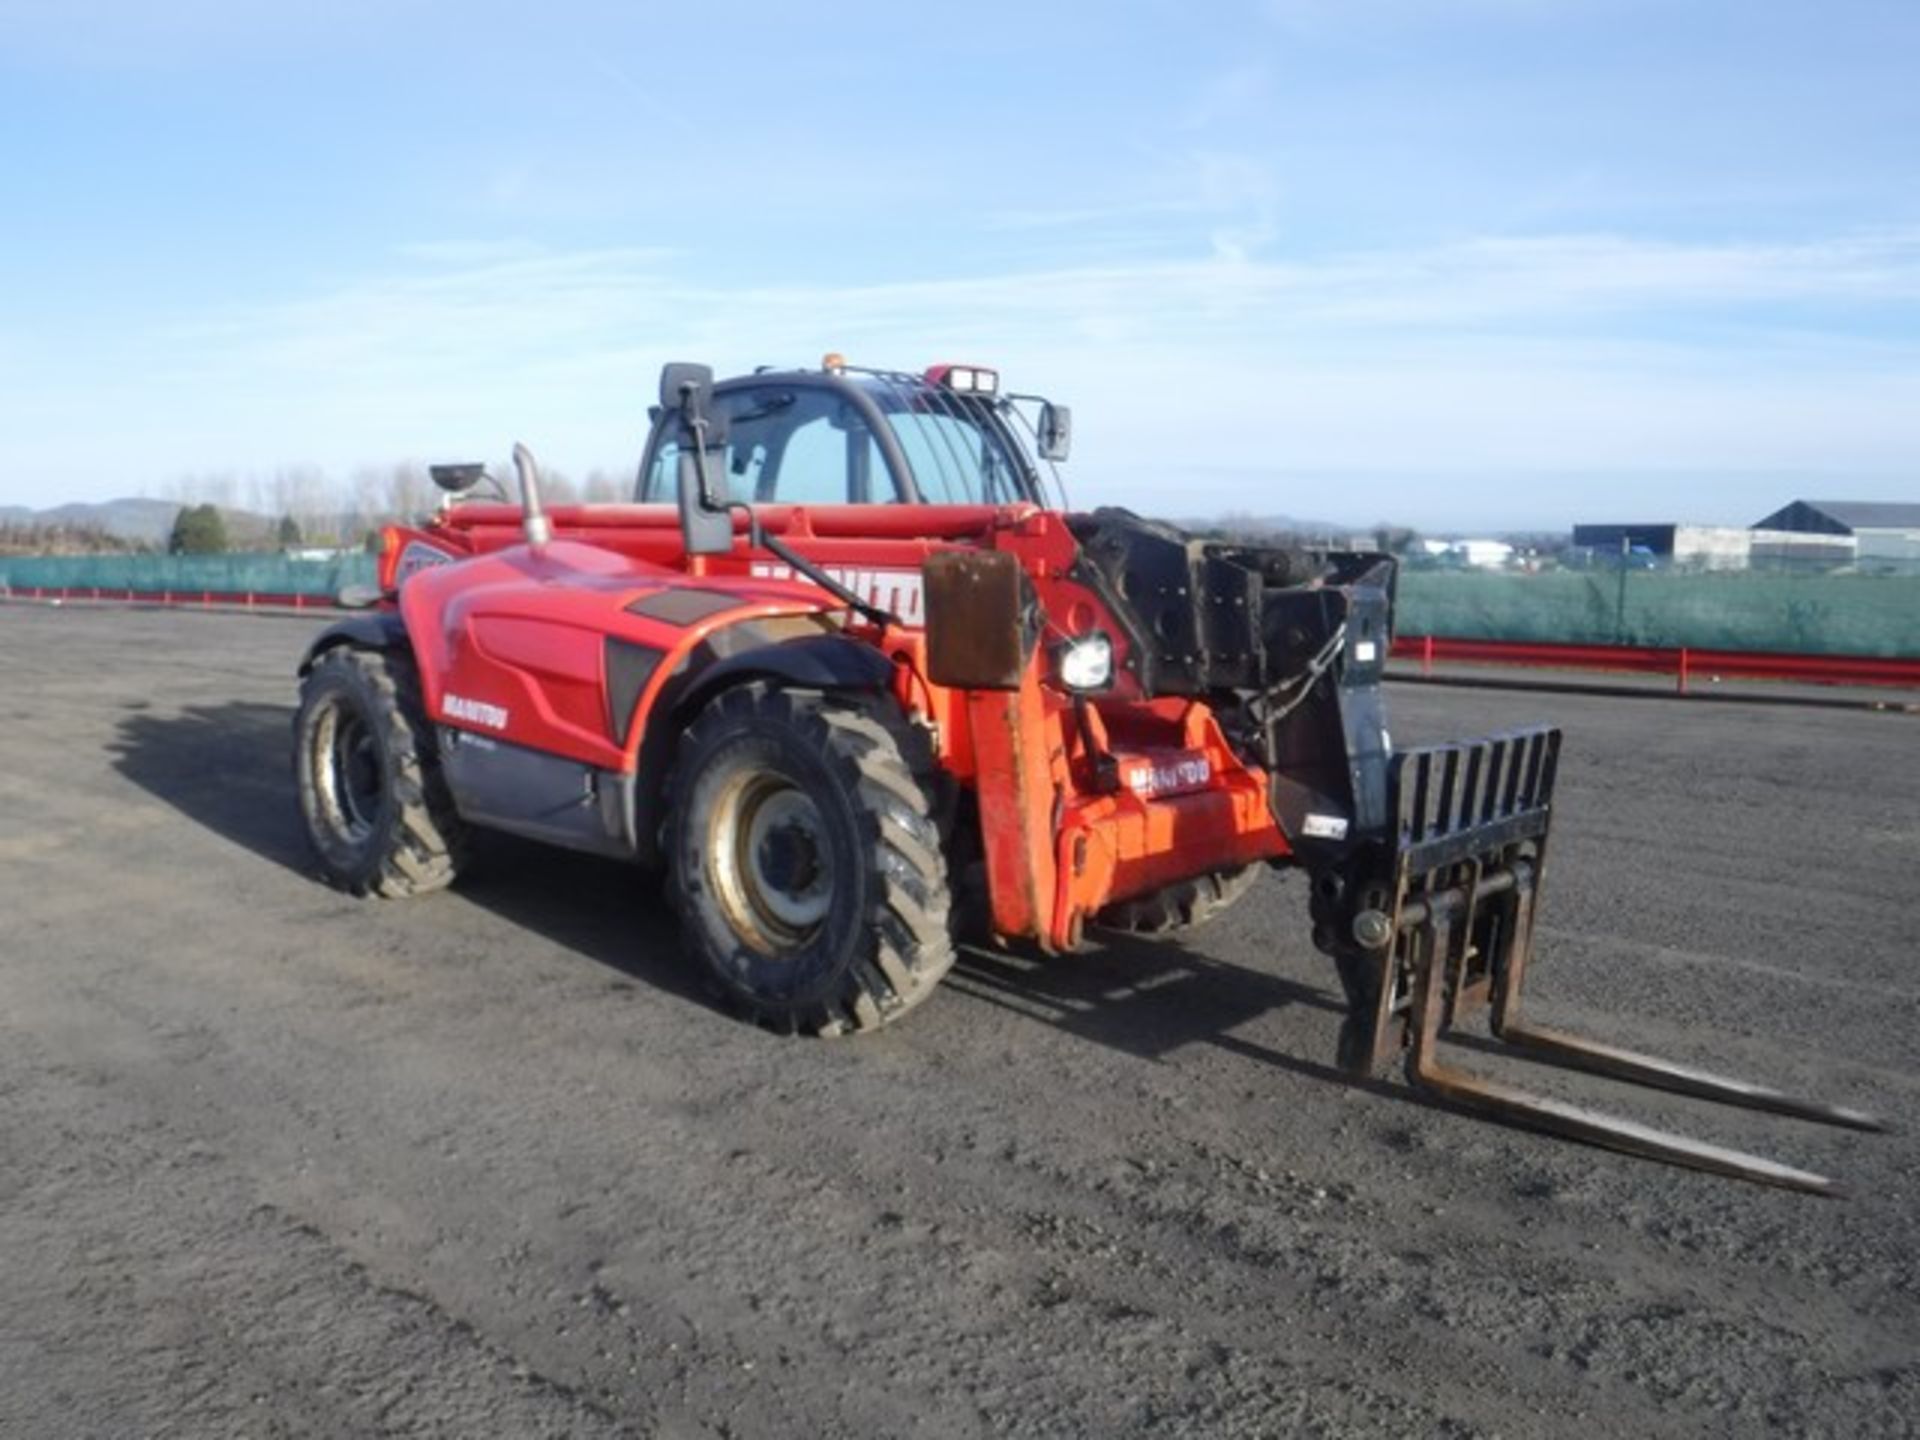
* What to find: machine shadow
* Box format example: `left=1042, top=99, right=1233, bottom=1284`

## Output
left=445, top=835, right=709, bottom=1007
left=108, top=704, right=1437, bottom=1109
left=107, top=702, right=705, bottom=1006
left=948, top=932, right=1429, bottom=1108
left=111, top=701, right=316, bottom=875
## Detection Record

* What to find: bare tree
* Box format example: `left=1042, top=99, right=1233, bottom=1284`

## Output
left=199, top=472, right=239, bottom=510
left=581, top=468, right=626, bottom=503
left=348, top=465, right=388, bottom=546
left=494, top=452, right=582, bottom=505
left=384, top=461, right=435, bottom=524
left=130, top=452, right=656, bottom=551
left=271, top=466, right=335, bottom=546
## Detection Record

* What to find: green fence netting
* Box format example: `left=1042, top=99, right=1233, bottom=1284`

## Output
left=6, top=552, right=1918, bottom=659
left=0, top=553, right=377, bottom=598
left=1396, top=569, right=1920, bottom=658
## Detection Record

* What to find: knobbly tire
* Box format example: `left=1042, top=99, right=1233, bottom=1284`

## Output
left=293, top=646, right=466, bottom=898
left=1093, top=865, right=1262, bottom=937
left=668, top=682, right=955, bottom=1036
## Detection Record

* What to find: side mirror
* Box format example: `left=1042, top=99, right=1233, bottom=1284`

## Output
left=659, top=360, right=730, bottom=448
left=659, top=362, right=733, bottom=556
left=430, top=462, right=485, bottom=494
left=1037, top=403, right=1072, bottom=463
left=678, top=449, right=734, bottom=555
left=659, top=361, right=713, bottom=414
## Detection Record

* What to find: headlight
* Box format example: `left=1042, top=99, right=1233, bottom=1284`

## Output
left=1055, top=632, right=1114, bottom=692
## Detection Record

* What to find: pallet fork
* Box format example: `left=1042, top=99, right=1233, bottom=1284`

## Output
left=1324, top=727, right=1881, bottom=1195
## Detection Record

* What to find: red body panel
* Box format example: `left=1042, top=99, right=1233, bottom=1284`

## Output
left=382, top=500, right=1297, bottom=948
left=397, top=538, right=839, bottom=772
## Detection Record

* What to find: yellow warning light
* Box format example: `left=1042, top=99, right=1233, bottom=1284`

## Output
left=821, top=351, right=847, bottom=373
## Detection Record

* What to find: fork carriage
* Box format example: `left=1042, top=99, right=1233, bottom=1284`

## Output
left=1312, top=727, right=1881, bottom=1195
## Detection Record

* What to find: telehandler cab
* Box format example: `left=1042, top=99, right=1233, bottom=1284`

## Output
left=293, top=358, right=1880, bottom=1193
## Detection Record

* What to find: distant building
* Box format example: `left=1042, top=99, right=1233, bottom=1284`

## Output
left=286, top=546, right=357, bottom=563
left=1418, top=538, right=1513, bottom=568
left=1569, top=523, right=1754, bottom=570
left=1750, top=500, right=1920, bottom=568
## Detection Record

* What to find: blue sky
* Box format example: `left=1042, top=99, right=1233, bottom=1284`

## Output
left=2, top=0, right=1916, bottom=529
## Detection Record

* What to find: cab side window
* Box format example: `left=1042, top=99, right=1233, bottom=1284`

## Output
left=763, top=405, right=849, bottom=504
left=642, top=386, right=902, bottom=504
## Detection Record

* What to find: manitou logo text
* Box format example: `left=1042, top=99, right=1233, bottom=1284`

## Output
left=1121, top=755, right=1212, bottom=799
left=750, top=563, right=925, bottom=627
left=395, top=541, right=457, bottom=586
left=443, top=693, right=509, bottom=730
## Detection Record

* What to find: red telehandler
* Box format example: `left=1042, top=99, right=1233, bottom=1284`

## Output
left=292, top=358, right=1879, bottom=1192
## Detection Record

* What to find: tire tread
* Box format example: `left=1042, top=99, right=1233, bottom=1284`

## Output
left=295, top=646, right=466, bottom=899
left=667, top=683, right=955, bottom=1036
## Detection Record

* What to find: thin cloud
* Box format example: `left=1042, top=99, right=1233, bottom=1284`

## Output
left=1262, top=0, right=1596, bottom=36
left=1180, top=63, right=1271, bottom=130
left=585, top=53, right=700, bottom=139
left=17, top=227, right=1917, bottom=523
left=112, top=230, right=1920, bottom=400
left=391, top=239, right=551, bottom=267
left=0, top=0, right=439, bottom=68
left=143, top=227, right=1920, bottom=425
left=979, top=199, right=1215, bottom=232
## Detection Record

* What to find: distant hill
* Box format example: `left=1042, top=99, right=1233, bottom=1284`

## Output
left=0, top=498, right=183, bottom=545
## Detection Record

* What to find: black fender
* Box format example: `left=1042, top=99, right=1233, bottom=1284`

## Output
left=629, top=629, right=899, bottom=864
left=681, top=631, right=895, bottom=708
left=297, top=611, right=411, bottom=675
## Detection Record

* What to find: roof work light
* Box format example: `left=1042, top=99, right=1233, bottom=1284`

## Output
left=926, top=363, right=999, bottom=396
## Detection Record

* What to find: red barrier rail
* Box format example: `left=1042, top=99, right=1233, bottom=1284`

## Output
left=1392, top=635, right=1920, bottom=691
left=0, top=584, right=332, bottom=610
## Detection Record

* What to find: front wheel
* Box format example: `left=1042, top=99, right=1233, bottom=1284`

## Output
left=667, top=683, right=955, bottom=1035
left=293, top=646, right=466, bottom=898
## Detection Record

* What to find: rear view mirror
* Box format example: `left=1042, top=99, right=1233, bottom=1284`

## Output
left=659, top=362, right=734, bottom=556
left=659, top=361, right=729, bottom=448
left=659, top=361, right=714, bottom=413
left=430, top=462, right=486, bottom=494
left=1037, top=403, right=1072, bottom=463
left=678, top=449, right=733, bottom=555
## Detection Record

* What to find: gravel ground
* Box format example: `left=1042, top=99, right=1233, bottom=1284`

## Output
left=2, top=602, right=1915, bottom=1439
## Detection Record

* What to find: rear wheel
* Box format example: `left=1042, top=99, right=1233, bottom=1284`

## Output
left=668, top=683, right=954, bottom=1035
left=293, top=646, right=466, bottom=898
left=1093, top=865, right=1263, bottom=937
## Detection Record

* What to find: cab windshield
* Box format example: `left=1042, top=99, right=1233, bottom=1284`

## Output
left=639, top=375, right=1035, bottom=507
